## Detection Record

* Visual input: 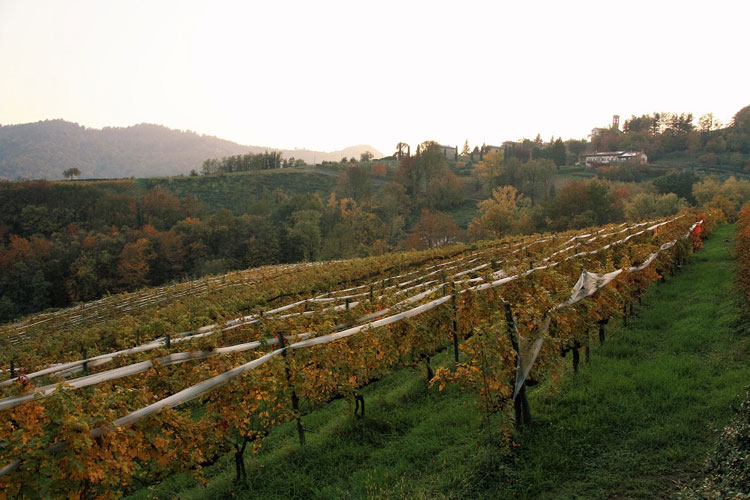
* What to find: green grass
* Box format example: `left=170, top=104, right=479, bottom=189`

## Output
left=509, top=223, right=750, bottom=499
left=555, top=165, right=596, bottom=182
left=137, top=168, right=339, bottom=214
left=127, top=224, right=749, bottom=500
left=448, top=199, right=481, bottom=228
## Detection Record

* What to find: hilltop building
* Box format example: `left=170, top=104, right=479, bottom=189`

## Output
left=588, top=115, right=621, bottom=142
left=584, top=151, right=648, bottom=167
left=439, top=144, right=458, bottom=160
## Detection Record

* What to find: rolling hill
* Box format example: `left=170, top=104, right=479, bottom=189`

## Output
left=0, top=119, right=382, bottom=180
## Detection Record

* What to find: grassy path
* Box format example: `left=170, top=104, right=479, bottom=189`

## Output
left=508, top=223, right=750, bottom=499
left=129, top=224, right=749, bottom=500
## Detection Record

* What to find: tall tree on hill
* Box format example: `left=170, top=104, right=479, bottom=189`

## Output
left=62, top=167, right=80, bottom=180
left=549, top=138, right=567, bottom=168
left=395, top=142, right=410, bottom=159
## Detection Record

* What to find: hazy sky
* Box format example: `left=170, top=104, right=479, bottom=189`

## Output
left=1, top=0, right=748, bottom=155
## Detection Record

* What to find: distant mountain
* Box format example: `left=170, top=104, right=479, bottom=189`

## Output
left=0, top=120, right=383, bottom=180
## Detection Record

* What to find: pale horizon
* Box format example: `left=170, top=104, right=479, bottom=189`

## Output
left=1, top=0, right=748, bottom=155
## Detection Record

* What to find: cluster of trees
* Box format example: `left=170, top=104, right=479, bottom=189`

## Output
left=591, top=105, right=750, bottom=169
left=0, top=144, right=463, bottom=321
left=200, top=151, right=303, bottom=175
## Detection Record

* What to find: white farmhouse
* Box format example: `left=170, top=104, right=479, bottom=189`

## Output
left=584, top=151, right=647, bottom=167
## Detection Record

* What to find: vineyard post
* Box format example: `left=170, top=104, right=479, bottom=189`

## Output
left=345, top=298, right=350, bottom=311
left=276, top=332, right=305, bottom=446
left=572, top=344, right=580, bottom=372
left=451, top=282, right=459, bottom=363
left=165, top=334, right=171, bottom=349
left=135, top=330, right=140, bottom=345
left=504, top=303, right=531, bottom=425
left=369, top=285, right=373, bottom=303
left=585, top=328, right=591, bottom=363
left=598, top=318, right=608, bottom=345
left=10, top=359, right=15, bottom=379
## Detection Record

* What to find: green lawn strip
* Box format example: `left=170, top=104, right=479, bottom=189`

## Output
left=503, top=223, right=750, bottom=499
left=127, top=224, right=748, bottom=500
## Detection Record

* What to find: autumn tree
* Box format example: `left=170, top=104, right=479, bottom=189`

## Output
left=468, top=185, right=526, bottom=238
left=370, top=163, right=387, bottom=177
left=406, top=209, right=461, bottom=250
left=117, top=238, right=154, bottom=289
left=474, top=150, right=504, bottom=193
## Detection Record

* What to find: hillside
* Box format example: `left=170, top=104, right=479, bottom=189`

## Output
left=0, top=120, right=382, bottom=180
left=0, top=213, right=717, bottom=498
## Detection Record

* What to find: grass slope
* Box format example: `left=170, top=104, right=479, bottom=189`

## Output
left=129, top=224, right=749, bottom=500
left=509, top=223, right=750, bottom=499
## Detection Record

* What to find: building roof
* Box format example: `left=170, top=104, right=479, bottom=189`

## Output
left=586, top=151, right=624, bottom=157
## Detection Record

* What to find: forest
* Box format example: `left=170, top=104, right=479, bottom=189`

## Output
left=1, top=106, right=749, bottom=323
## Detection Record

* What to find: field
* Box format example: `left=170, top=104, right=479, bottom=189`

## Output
left=0, top=212, right=725, bottom=498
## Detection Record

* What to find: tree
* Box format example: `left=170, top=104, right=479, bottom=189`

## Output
left=360, top=151, right=374, bottom=162
left=549, top=138, right=567, bottom=168
left=468, top=185, right=524, bottom=238
left=406, top=209, right=461, bottom=250
left=732, top=105, right=750, bottom=133
left=62, top=167, right=81, bottom=180
left=653, top=171, right=698, bottom=203
left=395, top=141, right=448, bottom=202
left=474, top=150, right=504, bottom=193
left=565, top=139, right=587, bottom=164
left=117, top=238, right=154, bottom=290
left=426, top=170, right=464, bottom=210
left=289, top=210, right=322, bottom=261
left=698, top=113, right=717, bottom=133
left=371, top=163, right=387, bottom=177
left=395, top=142, right=410, bottom=159
left=335, top=165, right=372, bottom=201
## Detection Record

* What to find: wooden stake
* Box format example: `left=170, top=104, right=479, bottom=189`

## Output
left=451, top=282, right=459, bottom=363
left=585, top=332, right=590, bottom=364
left=277, top=332, right=305, bottom=446
left=504, top=303, right=531, bottom=425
